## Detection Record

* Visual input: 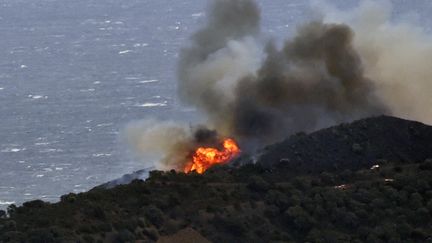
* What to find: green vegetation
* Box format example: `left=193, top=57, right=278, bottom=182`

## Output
left=1, top=159, right=432, bottom=242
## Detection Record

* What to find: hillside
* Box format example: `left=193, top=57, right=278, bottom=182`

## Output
left=1, top=116, right=432, bottom=242
left=257, top=115, right=432, bottom=172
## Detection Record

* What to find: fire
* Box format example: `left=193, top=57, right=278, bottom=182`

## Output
left=184, top=138, right=241, bottom=174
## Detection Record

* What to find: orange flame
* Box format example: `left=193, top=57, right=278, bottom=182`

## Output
left=184, top=138, right=241, bottom=174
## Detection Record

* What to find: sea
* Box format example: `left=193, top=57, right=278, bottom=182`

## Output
left=0, top=0, right=430, bottom=208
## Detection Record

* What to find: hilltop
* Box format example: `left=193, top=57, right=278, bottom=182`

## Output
left=257, top=115, right=432, bottom=172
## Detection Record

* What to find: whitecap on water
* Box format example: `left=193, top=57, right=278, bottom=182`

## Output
left=0, top=200, right=15, bottom=205
left=79, top=88, right=95, bottom=92
left=118, top=50, right=132, bottom=54
left=92, top=153, right=112, bottom=157
left=134, top=102, right=168, bottom=107
left=96, top=123, right=113, bottom=127
left=191, top=12, right=204, bottom=18
left=35, top=142, right=50, bottom=146
left=1, top=147, right=26, bottom=153
left=133, top=43, right=149, bottom=47
left=138, top=79, right=158, bottom=84
left=39, top=148, right=63, bottom=153
left=28, top=94, right=48, bottom=100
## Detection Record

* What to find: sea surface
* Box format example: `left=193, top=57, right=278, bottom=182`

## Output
left=0, top=0, right=430, bottom=208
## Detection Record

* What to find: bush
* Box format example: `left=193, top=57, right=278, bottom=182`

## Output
left=60, top=193, right=77, bottom=203
left=142, top=227, right=159, bottom=241
left=320, top=172, right=335, bottom=185
left=409, top=193, right=423, bottom=209
left=212, top=215, right=246, bottom=236
left=82, top=234, right=95, bottom=243
left=2, top=220, right=17, bottom=231
left=419, top=160, right=432, bottom=170
left=284, top=206, right=315, bottom=231
left=28, top=229, right=56, bottom=243
left=115, top=229, right=135, bottom=242
left=247, top=176, right=270, bottom=192
left=23, top=200, right=47, bottom=208
left=6, top=204, right=17, bottom=216
left=77, top=224, right=93, bottom=234
left=96, top=222, right=112, bottom=232
left=144, top=206, right=164, bottom=228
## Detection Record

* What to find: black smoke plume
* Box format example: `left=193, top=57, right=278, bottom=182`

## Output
left=126, top=0, right=432, bottom=170
left=178, top=0, right=387, bottom=147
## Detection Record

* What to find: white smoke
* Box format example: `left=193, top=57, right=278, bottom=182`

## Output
left=317, top=0, right=432, bottom=124
left=122, top=119, right=193, bottom=170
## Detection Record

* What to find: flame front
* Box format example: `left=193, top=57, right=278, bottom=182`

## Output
left=184, top=138, right=241, bottom=174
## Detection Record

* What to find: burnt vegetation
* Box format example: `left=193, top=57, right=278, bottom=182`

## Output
left=1, top=116, right=432, bottom=242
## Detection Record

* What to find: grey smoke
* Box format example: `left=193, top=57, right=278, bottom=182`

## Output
left=178, top=0, right=387, bottom=148
left=320, top=0, right=432, bottom=125
left=126, top=0, right=432, bottom=170
left=177, top=0, right=261, bottom=118
left=123, top=119, right=228, bottom=170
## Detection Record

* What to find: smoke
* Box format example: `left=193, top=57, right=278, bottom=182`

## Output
left=318, top=0, right=432, bottom=124
left=123, top=119, right=226, bottom=171
left=178, top=0, right=387, bottom=147
left=125, top=0, right=432, bottom=170
left=177, top=0, right=263, bottom=137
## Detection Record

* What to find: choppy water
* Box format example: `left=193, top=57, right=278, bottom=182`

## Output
left=0, top=0, right=430, bottom=208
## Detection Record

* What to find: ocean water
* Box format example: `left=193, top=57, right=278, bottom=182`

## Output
left=0, top=0, right=430, bottom=208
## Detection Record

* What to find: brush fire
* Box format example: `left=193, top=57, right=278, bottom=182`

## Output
left=125, top=0, right=432, bottom=176
left=184, top=138, right=241, bottom=174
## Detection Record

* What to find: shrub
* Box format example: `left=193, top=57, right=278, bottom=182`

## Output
left=320, top=172, right=335, bottom=185
left=213, top=215, right=246, bottom=236
left=23, top=200, right=47, bottom=208
left=284, top=206, right=315, bottom=231
left=2, top=220, right=17, bottom=231
left=60, top=193, right=77, bottom=203
left=247, top=176, right=270, bottom=192
left=142, top=227, right=159, bottom=241
left=28, top=229, right=56, bottom=243
left=144, top=206, right=164, bottom=228
left=82, top=234, right=95, bottom=243
left=419, top=160, right=432, bottom=170
left=115, top=229, right=135, bottom=242
left=6, top=204, right=17, bottom=216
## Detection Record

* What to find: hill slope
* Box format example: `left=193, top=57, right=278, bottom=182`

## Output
left=257, top=115, right=432, bottom=171
left=1, top=116, right=432, bottom=242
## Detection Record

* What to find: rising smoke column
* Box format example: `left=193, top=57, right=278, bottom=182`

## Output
left=177, top=0, right=263, bottom=138
left=126, top=0, right=432, bottom=171
left=178, top=0, right=388, bottom=147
